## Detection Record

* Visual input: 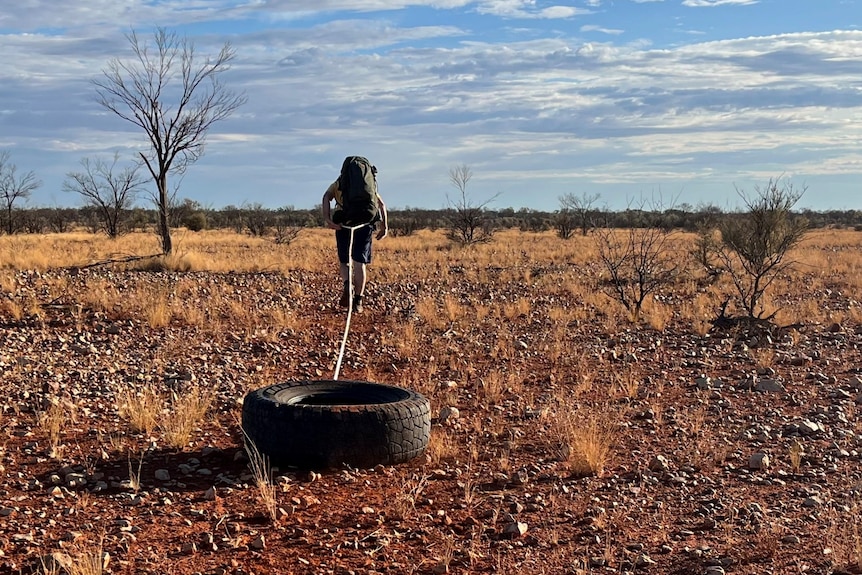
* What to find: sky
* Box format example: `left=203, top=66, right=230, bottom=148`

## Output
left=0, top=0, right=861, bottom=213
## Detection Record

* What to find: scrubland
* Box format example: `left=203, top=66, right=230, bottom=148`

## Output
left=1, top=228, right=862, bottom=575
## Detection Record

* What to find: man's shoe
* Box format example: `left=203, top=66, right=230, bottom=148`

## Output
left=353, top=295, right=364, bottom=313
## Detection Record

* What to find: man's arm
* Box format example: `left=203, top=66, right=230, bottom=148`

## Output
left=375, top=194, right=388, bottom=240
left=322, top=182, right=341, bottom=230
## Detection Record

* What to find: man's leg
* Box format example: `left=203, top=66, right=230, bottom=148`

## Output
left=352, top=261, right=367, bottom=296
left=338, top=262, right=350, bottom=307
left=350, top=226, right=373, bottom=312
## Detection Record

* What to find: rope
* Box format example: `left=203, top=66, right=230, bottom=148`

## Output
left=333, top=223, right=365, bottom=381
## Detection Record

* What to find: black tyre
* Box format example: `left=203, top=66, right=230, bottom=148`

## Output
left=241, top=380, right=431, bottom=470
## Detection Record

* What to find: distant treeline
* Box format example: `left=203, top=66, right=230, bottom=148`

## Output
left=3, top=200, right=862, bottom=237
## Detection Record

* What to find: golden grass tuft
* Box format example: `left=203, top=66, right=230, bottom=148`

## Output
left=160, top=385, right=214, bottom=450
left=553, top=398, right=620, bottom=477
left=243, top=434, right=279, bottom=522
left=38, top=401, right=69, bottom=457
left=116, top=384, right=161, bottom=436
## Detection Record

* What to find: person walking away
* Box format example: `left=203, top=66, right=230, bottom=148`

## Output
left=321, top=156, right=388, bottom=313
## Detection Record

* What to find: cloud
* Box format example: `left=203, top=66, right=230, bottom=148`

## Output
left=581, top=24, right=624, bottom=35
left=682, top=0, right=758, bottom=6
left=475, top=0, right=585, bottom=18
left=0, top=3, right=860, bottom=210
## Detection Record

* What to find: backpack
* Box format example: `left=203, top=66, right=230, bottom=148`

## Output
left=336, top=156, right=379, bottom=226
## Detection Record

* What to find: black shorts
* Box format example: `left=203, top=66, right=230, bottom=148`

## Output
left=336, top=225, right=374, bottom=264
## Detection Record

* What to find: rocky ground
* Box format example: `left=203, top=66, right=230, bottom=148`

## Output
left=1, top=261, right=862, bottom=575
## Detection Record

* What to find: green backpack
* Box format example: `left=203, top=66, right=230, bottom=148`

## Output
left=335, top=156, right=379, bottom=226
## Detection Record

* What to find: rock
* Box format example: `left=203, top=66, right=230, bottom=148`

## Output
left=635, top=553, right=656, bottom=567
left=250, top=534, right=265, bottom=550
left=199, top=531, right=217, bottom=552
left=782, top=534, right=801, bottom=545
left=155, top=469, right=170, bottom=481
left=181, top=542, right=197, bottom=555
left=511, top=468, right=528, bottom=485
left=648, top=455, right=671, bottom=473
left=755, top=379, right=785, bottom=393
left=65, top=473, right=87, bottom=488
left=749, top=453, right=770, bottom=470
left=803, top=496, right=823, bottom=508
left=798, top=420, right=823, bottom=435
left=439, top=406, right=460, bottom=424
left=695, top=376, right=712, bottom=390
left=502, top=521, right=528, bottom=538
left=204, top=486, right=217, bottom=501
left=61, top=530, right=82, bottom=542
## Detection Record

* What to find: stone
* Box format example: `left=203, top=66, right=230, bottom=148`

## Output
left=204, top=486, right=217, bottom=501
left=503, top=521, right=528, bottom=538
left=250, top=534, right=266, bottom=550
left=749, top=453, right=770, bottom=470
left=439, top=406, right=460, bottom=424
left=695, top=376, right=712, bottom=390
left=648, top=455, right=671, bottom=473
left=65, top=473, right=87, bottom=488
left=799, top=420, right=822, bottom=435
left=755, top=379, right=785, bottom=393
left=155, top=469, right=170, bottom=481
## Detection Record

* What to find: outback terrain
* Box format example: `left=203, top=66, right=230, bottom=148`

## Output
left=1, top=228, right=862, bottom=575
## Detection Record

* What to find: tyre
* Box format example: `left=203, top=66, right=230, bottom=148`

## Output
left=241, top=380, right=431, bottom=470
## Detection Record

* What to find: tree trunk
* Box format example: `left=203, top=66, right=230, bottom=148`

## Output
left=158, top=175, right=172, bottom=255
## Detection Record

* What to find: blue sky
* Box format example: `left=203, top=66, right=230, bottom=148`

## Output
left=0, top=0, right=861, bottom=212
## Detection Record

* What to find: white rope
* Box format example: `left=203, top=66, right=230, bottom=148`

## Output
left=333, top=223, right=365, bottom=381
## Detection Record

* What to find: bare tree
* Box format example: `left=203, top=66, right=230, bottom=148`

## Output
left=64, top=154, right=145, bottom=238
left=0, top=151, right=41, bottom=235
left=93, top=28, right=247, bottom=254
left=715, top=178, right=808, bottom=320
left=594, top=197, right=683, bottom=322
left=559, top=192, right=601, bottom=236
left=445, top=164, right=498, bottom=245
left=553, top=209, right=576, bottom=240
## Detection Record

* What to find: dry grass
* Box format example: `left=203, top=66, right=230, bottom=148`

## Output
left=161, top=385, right=214, bottom=449
left=37, top=401, right=69, bottom=457
left=67, top=543, right=107, bottom=575
left=553, top=397, right=620, bottom=477
left=38, top=542, right=107, bottom=575
left=116, top=384, right=161, bottom=436
left=789, top=440, right=804, bottom=474
left=425, top=428, right=458, bottom=466
left=128, top=451, right=144, bottom=493
left=391, top=473, right=429, bottom=521
left=243, top=435, right=279, bottom=522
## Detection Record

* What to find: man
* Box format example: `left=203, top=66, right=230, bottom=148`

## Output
left=321, top=157, right=388, bottom=313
